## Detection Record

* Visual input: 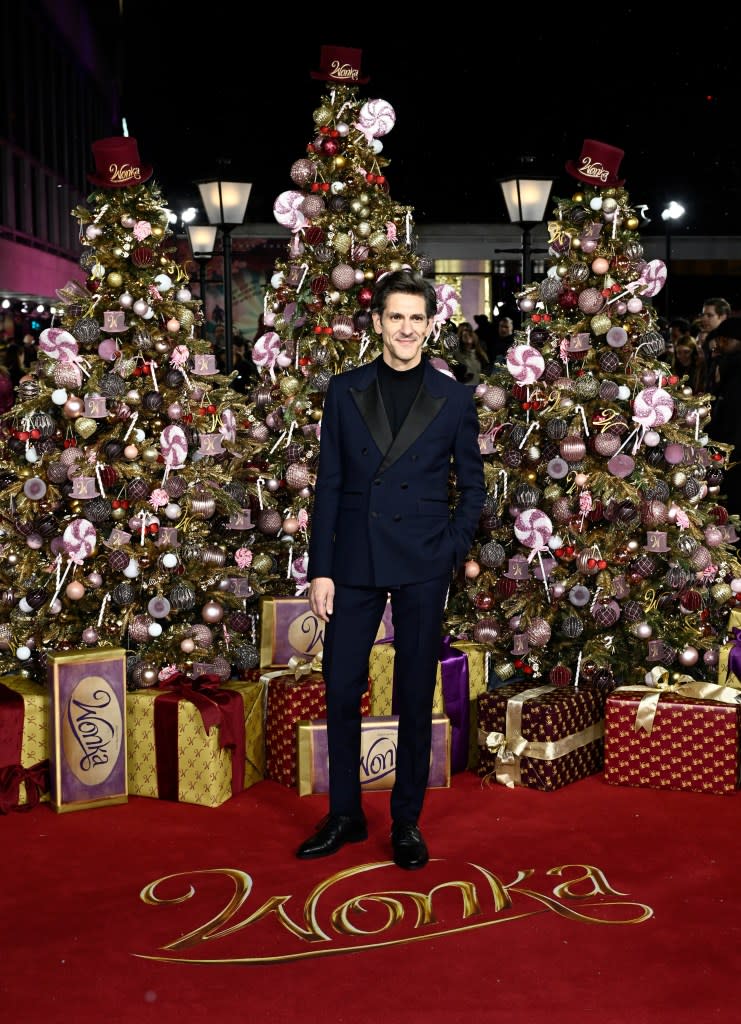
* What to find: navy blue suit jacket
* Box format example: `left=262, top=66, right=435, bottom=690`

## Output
left=308, top=356, right=486, bottom=588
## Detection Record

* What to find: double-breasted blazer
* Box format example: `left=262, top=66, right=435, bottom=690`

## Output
left=308, top=356, right=486, bottom=588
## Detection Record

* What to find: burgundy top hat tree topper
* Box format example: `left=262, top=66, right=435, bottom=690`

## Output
left=565, top=138, right=625, bottom=188
left=88, top=136, right=153, bottom=189
left=310, top=45, right=369, bottom=84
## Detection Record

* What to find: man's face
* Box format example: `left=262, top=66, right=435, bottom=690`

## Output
left=373, top=293, right=431, bottom=370
left=715, top=334, right=741, bottom=356
left=701, top=306, right=725, bottom=332
left=498, top=319, right=513, bottom=336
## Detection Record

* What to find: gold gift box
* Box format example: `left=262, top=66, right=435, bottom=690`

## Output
left=0, top=676, right=50, bottom=807
left=126, top=679, right=266, bottom=807
left=260, top=596, right=394, bottom=668
left=297, top=714, right=451, bottom=796
left=368, top=643, right=444, bottom=716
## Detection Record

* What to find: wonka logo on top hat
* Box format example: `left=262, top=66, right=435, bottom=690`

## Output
left=311, top=45, right=369, bottom=85
left=565, top=139, right=625, bottom=188
left=88, top=136, right=153, bottom=189
left=102, top=310, right=129, bottom=333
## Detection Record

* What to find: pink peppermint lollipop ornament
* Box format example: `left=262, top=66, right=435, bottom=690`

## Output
left=252, top=331, right=281, bottom=377
left=354, top=99, right=396, bottom=143
left=160, top=424, right=188, bottom=468
left=62, top=518, right=97, bottom=564
left=273, top=190, right=308, bottom=232
left=628, top=259, right=667, bottom=298
left=514, top=509, right=553, bottom=550
left=39, top=327, right=77, bottom=360
left=506, top=344, right=545, bottom=385
left=633, top=387, right=675, bottom=428
left=434, top=283, right=459, bottom=324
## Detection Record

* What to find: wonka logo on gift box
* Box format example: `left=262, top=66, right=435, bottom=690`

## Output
left=261, top=596, right=394, bottom=667
left=63, top=678, right=121, bottom=780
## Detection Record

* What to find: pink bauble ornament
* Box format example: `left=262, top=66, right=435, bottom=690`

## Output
left=591, top=257, right=610, bottom=275
left=201, top=600, right=224, bottom=624
left=464, top=560, right=481, bottom=579
left=65, top=580, right=86, bottom=601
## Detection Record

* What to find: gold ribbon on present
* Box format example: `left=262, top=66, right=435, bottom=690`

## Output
left=478, top=685, right=604, bottom=788
left=287, top=652, right=323, bottom=682
left=614, top=670, right=741, bottom=736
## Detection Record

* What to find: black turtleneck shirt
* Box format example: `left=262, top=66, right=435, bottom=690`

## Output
left=377, top=357, right=425, bottom=437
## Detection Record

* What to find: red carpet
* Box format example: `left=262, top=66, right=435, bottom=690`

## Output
left=2, top=772, right=739, bottom=1024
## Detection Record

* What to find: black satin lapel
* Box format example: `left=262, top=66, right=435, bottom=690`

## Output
left=351, top=381, right=394, bottom=456
left=377, top=386, right=447, bottom=474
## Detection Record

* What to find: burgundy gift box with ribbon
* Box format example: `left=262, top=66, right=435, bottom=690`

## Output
left=126, top=674, right=266, bottom=806
left=0, top=678, right=50, bottom=813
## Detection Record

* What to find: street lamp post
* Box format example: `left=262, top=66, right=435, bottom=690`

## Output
left=499, top=175, right=555, bottom=283
left=185, top=224, right=218, bottom=323
left=661, top=201, right=685, bottom=320
left=196, top=179, right=252, bottom=374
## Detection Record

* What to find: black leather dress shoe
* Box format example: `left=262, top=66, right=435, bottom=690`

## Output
left=296, top=814, right=368, bottom=859
left=391, top=822, right=429, bottom=870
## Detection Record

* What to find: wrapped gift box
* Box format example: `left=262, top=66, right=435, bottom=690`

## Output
left=260, top=596, right=394, bottom=667
left=297, top=714, right=450, bottom=796
left=477, top=683, right=606, bottom=791
left=127, top=678, right=266, bottom=806
left=604, top=687, right=741, bottom=795
left=718, top=608, right=741, bottom=689
left=369, top=640, right=488, bottom=772
left=264, top=669, right=371, bottom=787
left=369, top=642, right=444, bottom=717
left=0, top=677, right=50, bottom=812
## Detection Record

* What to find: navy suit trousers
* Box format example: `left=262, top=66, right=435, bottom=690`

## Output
left=322, top=575, right=450, bottom=824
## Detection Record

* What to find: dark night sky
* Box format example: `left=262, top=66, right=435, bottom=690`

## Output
left=96, top=6, right=740, bottom=239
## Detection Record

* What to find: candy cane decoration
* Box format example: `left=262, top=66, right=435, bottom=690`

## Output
left=574, top=405, right=591, bottom=436
left=49, top=558, right=73, bottom=607
left=574, top=651, right=583, bottom=690
left=256, top=477, right=264, bottom=510
left=95, top=465, right=106, bottom=497
left=123, top=411, right=139, bottom=442
left=97, top=593, right=110, bottom=627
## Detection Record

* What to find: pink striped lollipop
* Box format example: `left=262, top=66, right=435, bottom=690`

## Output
left=506, top=344, right=545, bottom=385
left=628, top=259, right=667, bottom=298
left=39, top=327, right=77, bottom=360
left=160, top=424, right=188, bottom=468
left=355, top=99, right=396, bottom=142
left=273, top=190, right=308, bottom=232
left=514, top=508, right=553, bottom=550
left=252, top=331, right=281, bottom=372
left=633, top=386, right=675, bottom=428
left=62, top=518, right=97, bottom=563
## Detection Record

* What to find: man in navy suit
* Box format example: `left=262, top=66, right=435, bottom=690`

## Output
left=297, top=270, right=485, bottom=869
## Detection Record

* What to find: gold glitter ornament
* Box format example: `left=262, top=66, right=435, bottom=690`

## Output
left=711, top=583, right=733, bottom=604
left=279, top=376, right=300, bottom=398
left=74, top=417, right=97, bottom=439
left=331, top=233, right=352, bottom=254
left=175, top=307, right=195, bottom=330
left=368, top=231, right=388, bottom=251
left=313, top=106, right=332, bottom=125
left=591, top=313, right=612, bottom=335
left=251, top=552, right=274, bottom=575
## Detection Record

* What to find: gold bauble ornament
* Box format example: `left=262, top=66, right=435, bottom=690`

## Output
left=311, top=409, right=323, bottom=421
left=112, top=507, right=126, bottom=521
left=712, top=583, right=733, bottom=604
left=573, top=192, right=585, bottom=203
left=571, top=237, right=582, bottom=250
left=626, top=216, right=640, bottom=230
left=333, top=156, right=346, bottom=169
left=142, top=447, right=159, bottom=464
left=176, top=307, right=195, bottom=330
left=251, top=552, right=274, bottom=574
left=107, top=272, right=123, bottom=288
left=280, top=376, right=300, bottom=398
left=591, top=313, right=612, bottom=335
left=672, top=471, right=688, bottom=487
left=74, top=417, right=97, bottom=439
left=151, top=225, right=164, bottom=238
left=368, top=231, right=388, bottom=251
left=556, top=263, right=569, bottom=278
left=364, top=270, right=375, bottom=280
left=313, top=106, right=332, bottom=126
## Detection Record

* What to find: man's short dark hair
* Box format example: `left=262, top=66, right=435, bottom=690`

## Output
left=371, top=269, right=437, bottom=320
left=703, top=297, right=732, bottom=318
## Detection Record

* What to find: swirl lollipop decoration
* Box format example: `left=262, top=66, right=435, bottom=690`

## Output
left=39, top=327, right=78, bottom=361
left=633, top=386, right=675, bottom=428
left=430, top=283, right=459, bottom=339
left=160, top=424, right=188, bottom=468
left=506, top=344, right=545, bottom=385
left=252, top=331, right=281, bottom=380
left=354, top=99, right=396, bottom=143
left=273, top=190, right=308, bottom=232
left=62, top=518, right=97, bottom=564
left=514, top=509, right=553, bottom=551
left=628, top=259, right=667, bottom=298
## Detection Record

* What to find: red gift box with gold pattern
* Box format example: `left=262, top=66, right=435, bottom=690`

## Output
left=604, top=686, right=741, bottom=795
left=263, top=668, right=370, bottom=787
left=477, top=683, right=605, bottom=791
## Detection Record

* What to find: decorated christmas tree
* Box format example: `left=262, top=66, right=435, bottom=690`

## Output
left=0, top=136, right=260, bottom=686
left=238, top=72, right=460, bottom=604
left=444, top=140, right=741, bottom=689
